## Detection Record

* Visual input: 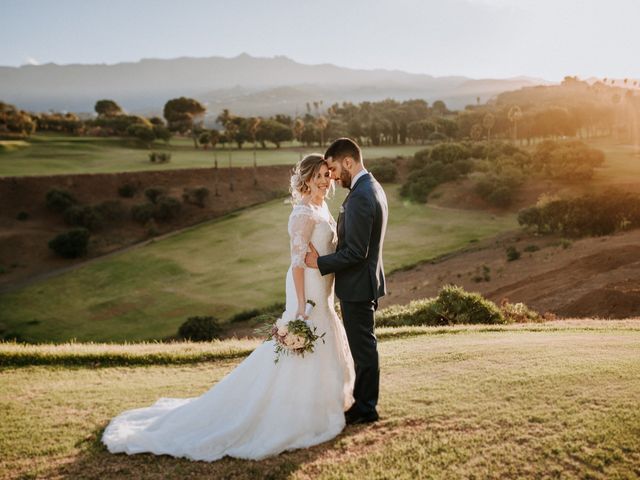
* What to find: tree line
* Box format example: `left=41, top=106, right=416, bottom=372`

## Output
left=1, top=75, right=638, bottom=148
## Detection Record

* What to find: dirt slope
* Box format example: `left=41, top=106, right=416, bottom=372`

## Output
left=382, top=229, right=640, bottom=319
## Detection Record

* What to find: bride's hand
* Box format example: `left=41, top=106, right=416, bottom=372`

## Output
left=295, top=306, right=308, bottom=320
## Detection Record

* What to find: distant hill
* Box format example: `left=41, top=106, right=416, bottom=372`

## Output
left=0, top=53, right=551, bottom=117
left=494, top=76, right=640, bottom=108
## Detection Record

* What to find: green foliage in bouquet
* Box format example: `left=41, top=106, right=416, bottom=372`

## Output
left=268, top=318, right=326, bottom=364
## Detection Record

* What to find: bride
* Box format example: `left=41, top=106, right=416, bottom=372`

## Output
left=102, top=154, right=356, bottom=462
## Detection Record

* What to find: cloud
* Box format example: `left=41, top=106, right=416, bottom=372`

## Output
left=24, top=56, right=40, bottom=66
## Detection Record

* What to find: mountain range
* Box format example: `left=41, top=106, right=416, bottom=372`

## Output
left=0, top=53, right=552, bottom=118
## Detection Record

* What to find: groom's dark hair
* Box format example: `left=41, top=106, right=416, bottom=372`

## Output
left=324, top=138, right=362, bottom=164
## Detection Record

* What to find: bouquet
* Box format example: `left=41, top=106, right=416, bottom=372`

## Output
left=267, top=300, right=325, bottom=363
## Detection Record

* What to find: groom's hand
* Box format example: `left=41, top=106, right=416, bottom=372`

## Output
left=305, top=243, right=319, bottom=269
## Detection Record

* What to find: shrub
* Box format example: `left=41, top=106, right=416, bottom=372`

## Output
left=431, top=285, right=505, bottom=325
left=429, top=143, right=471, bottom=164
left=400, top=175, right=438, bottom=203
left=487, top=186, right=515, bottom=207
left=154, top=196, right=182, bottom=221
left=402, top=144, right=477, bottom=203
left=131, top=203, right=155, bottom=224
left=412, top=148, right=431, bottom=168
left=428, top=131, right=447, bottom=141
left=63, top=205, right=104, bottom=231
left=474, top=172, right=522, bottom=207
left=376, top=298, right=440, bottom=327
left=16, top=211, right=29, bottom=221
left=45, top=188, right=77, bottom=212
left=472, top=265, right=491, bottom=283
left=230, top=308, right=261, bottom=323
left=500, top=299, right=541, bottom=323
left=118, top=183, right=137, bottom=198
left=183, top=186, right=210, bottom=207
left=368, top=162, right=398, bottom=183
left=48, top=228, right=90, bottom=258
left=532, top=140, right=605, bottom=181
left=517, top=207, right=542, bottom=231
left=524, top=244, right=540, bottom=252
left=453, top=158, right=474, bottom=175
left=149, top=152, right=171, bottom=163
left=517, top=191, right=640, bottom=237
left=376, top=285, right=505, bottom=327
left=95, top=200, right=126, bottom=222
left=467, top=141, right=486, bottom=159
left=144, top=186, right=167, bottom=204
left=127, top=124, right=156, bottom=146
left=146, top=218, right=159, bottom=237
left=229, top=302, right=286, bottom=323
left=178, top=316, right=222, bottom=341
left=506, top=246, right=521, bottom=261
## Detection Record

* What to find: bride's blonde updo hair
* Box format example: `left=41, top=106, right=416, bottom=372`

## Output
left=289, top=153, right=331, bottom=204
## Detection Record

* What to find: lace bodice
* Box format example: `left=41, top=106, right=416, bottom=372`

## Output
left=287, top=202, right=337, bottom=268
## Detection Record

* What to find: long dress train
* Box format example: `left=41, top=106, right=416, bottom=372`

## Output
left=101, top=201, right=355, bottom=461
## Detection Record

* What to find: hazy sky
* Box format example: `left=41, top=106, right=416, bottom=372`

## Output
left=1, top=0, right=638, bottom=80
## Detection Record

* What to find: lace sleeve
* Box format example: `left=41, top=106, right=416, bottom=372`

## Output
left=288, top=206, right=317, bottom=268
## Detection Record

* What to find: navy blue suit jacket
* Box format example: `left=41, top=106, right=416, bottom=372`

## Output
left=317, top=172, right=388, bottom=302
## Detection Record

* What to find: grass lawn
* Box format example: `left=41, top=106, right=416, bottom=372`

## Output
left=0, top=185, right=517, bottom=343
left=587, top=139, right=640, bottom=187
left=1, top=320, right=638, bottom=479
left=0, top=134, right=425, bottom=177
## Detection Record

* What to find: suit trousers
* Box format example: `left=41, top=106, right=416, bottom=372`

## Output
left=340, top=299, right=380, bottom=416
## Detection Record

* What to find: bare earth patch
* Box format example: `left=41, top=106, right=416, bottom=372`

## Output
left=383, top=228, right=640, bottom=319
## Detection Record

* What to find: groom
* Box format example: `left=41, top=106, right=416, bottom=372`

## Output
left=305, top=137, right=388, bottom=424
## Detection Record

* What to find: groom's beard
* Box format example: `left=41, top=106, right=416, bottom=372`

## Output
left=340, top=170, right=352, bottom=189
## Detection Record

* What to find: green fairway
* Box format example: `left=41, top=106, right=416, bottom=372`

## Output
left=1, top=321, right=638, bottom=479
left=0, top=185, right=516, bottom=342
left=588, top=139, right=640, bottom=187
left=0, top=134, right=425, bottom=177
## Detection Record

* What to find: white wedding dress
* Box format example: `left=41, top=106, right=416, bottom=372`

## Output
left=102, top=201, right=356, bottom=461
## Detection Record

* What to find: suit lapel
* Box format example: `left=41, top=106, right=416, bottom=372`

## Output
left=336, top=173, right=370, bottom=248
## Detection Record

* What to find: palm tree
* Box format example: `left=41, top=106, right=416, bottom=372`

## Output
left=225, top=122, right=239, bottom=191
left=470, top=123, right=483, bottom=141
left=482, top=113, right=496, bottom=141
left=213, top=151, right=220, bottom=196
left=315, top=116, right=328, bottom=147
left=293, top=118, right=305, bottom=159
left=216, top=109, right=232, bottom=126
left=508, top=106, right=523, bottom=143
left=249, top=117, right=261, bottom=185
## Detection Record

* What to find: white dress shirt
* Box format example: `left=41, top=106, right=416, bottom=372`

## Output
left=350, top=168, right=368, bottom=190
